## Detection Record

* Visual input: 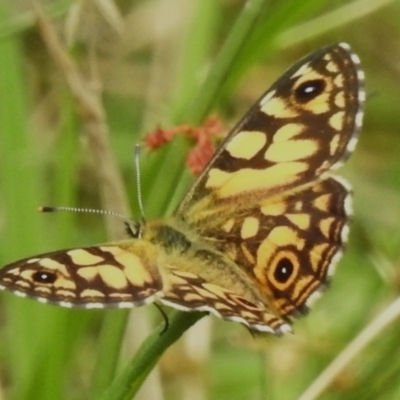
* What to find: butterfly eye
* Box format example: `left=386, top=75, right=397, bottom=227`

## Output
left=294, top=79, right=325, bottom=102
left=31, top=271, right=57, bottom=284
left=274, top=258, right=294, bottom=283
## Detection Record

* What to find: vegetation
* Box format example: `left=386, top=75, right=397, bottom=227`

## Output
left=0, top=0, right=399, bottom=399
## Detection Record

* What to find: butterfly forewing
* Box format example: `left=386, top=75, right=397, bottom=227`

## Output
left=0, top=43, right=364, bottom=334
left=0, top=244, right=163, bottom=307
left=176, top=43, right=364, bottom=224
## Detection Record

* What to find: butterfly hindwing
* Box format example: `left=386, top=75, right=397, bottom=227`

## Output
left=161, top=268, right=286, bottom=333
left=199, top=176, right=352, bottom=319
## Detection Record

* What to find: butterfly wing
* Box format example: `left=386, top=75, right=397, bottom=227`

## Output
left=173, top=43, right=364, bottom=321
left=198, top=177, right=351, bottom=319
left=0, top=243, right=163, bottom=307
left=175, top=43, right=364, bottom=224
left=160, top=268, right=289, bottom=334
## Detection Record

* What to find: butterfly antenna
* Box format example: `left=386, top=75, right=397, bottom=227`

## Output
left=39, top=205, right=128, bottom=219
left=38, top=206, right=141, bottom=237
left=134, top=144, right=146, bottom=223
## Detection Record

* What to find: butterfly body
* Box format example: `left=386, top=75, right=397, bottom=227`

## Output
left=0, top=43, right=365, bottom=335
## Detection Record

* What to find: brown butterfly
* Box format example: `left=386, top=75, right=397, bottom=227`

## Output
left=0, top=43, right=365, bottom=335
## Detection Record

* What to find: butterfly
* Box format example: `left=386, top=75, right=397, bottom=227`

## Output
left=0, top=43, right=364, bottom=335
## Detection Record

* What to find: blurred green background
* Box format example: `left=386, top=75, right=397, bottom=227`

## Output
left=0, top=0, right=400, bottom=399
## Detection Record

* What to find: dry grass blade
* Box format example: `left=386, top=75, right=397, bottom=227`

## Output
left=31, top=0, right=129, bottom=239
left=29, top=1, right=159, bottom=397
left=298, top=295, right=400, bottom=400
